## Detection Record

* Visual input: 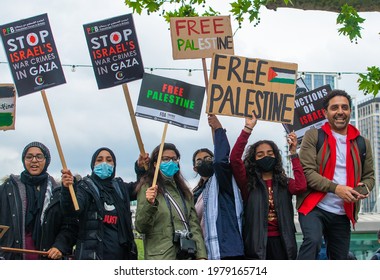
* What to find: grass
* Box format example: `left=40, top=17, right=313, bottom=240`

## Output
left=135, top=238, right=144, bottom=260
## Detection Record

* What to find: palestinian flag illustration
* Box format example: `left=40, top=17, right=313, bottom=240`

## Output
left=268, top=67, right=296, bottom=85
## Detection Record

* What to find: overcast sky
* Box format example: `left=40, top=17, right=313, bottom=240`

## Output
left=1, top=0, right=379, bottom=186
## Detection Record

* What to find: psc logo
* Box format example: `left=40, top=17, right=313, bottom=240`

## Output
left=35, top=75, right=44, bottom=86
left=115, top=71, right=124, bottom=81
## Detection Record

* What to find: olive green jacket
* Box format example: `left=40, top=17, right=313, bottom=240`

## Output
left=135, top=178, right=207, bottom=260
left=296, top=127, right=375, bottom=222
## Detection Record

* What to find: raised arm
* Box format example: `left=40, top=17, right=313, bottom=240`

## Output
left=230, top=114, right=257, bottom=202
left=286, top=131, right=307, bottom=195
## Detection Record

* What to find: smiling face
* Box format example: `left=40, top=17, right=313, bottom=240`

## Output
left=24, top=147, right=46, bottom=176
left=323, top=95, right=351, bottom=135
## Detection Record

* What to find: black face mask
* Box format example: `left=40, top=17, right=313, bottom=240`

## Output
left=256, top=156, right=276, bottom=172
left=196, top=160, right=214, bottom=177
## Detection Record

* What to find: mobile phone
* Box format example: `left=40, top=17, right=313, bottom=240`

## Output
left=353, top=185, right=369, bottom=195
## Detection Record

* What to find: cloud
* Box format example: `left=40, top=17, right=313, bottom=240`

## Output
left=1, top=0, right=377, bottom=185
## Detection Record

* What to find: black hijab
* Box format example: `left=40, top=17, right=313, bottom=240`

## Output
left=89, top=148, right=133, bottom=250
left=20, top=142, right=51, bottom=246
left=90, top=147, right=116, bottom=183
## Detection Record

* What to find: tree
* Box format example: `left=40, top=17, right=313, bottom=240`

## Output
left=265, top=0, right=380, bottom=12
left=124, top=0, right=380, bottom=97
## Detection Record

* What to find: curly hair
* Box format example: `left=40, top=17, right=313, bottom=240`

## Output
left=243, top=140, right=287, bottom=190
left=136, top=143, right=192, bottom=200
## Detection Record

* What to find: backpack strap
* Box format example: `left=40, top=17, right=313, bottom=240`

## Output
left=83, top=176, right=125, bottom=202
left=316, top=128, right=325, bottom=153
left=111, top=177, right=125, bottom=200
left=82, top=176, right=100, bottom=197
left=355, top=135, right=366, bottom=167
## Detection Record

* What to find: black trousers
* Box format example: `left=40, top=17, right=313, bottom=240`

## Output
left=297, top=207, right=351, bottom=260
left=266, top=236, right=288, bottom=260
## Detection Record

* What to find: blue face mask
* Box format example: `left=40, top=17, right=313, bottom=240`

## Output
left=93, top=162, right=114, bottom=179
left=160, top=161, right=179, bottom=177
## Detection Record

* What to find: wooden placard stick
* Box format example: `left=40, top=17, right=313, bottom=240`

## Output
left=0, top=246, right=49, bottom=256
left=41, top=90, right=79, bottom=211
left=151, top=123, right=168, bottom=188
left=0, top=225, right=9, bottom=239
left=201, top=58, right=215, bottom=142
left=122, top=83, right=148, bottom=170
left=202, top=58, right=209, bottom=89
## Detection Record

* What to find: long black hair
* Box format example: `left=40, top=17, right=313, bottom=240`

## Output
left=243, top=140, right=287, bottom=190
left=136, top=143, right=192, bottom=200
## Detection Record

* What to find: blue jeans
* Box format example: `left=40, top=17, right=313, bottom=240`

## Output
left=297, top=207, right=351, bottom=260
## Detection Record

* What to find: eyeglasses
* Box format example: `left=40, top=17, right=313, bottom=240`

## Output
left=195, top=156, right=213, bottom=166
left=161, top=156, right=180, bottom=163
left=25, top=154, right=45, bottom=162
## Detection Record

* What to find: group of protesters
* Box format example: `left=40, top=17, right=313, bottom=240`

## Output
left=0, top=89, right=376, bottom=260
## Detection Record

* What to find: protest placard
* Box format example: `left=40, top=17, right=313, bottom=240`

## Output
left=0, top=13, right=66, bottom=97
left=1, top=14, right=78, bottom=209
left=206, top=53, right=297, bottom=124
left=296, top=77, right=309, bottom=95
left=83, top=14, right=144, bottom=89
left=135, top=73, right=205, bottom=130
left=170, top=16, right=234, bottom=59
left=283, top=84, right=331, bottom=145
left=0, top=84, right=16, bottom=130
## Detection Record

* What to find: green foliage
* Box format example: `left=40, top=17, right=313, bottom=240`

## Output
left=337, top=4, right=365, bottom=43
left=123, top=1, right=376, bottom=97
left=358, top=66, right=380, bottom=97
left=124, top=1, right=364, bottom=41
left=125, top=0, right=217, bottom=19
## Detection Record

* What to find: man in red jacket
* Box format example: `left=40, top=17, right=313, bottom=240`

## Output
left=296, top=89, right=375, bottom=260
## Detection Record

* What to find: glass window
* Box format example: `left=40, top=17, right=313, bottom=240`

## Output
left=314, top=74, right=324, bottom=89
left=304, top=74, right=312, bottom=90
left=325, top=75, right=335, bottom=89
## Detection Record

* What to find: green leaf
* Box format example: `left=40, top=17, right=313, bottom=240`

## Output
left=337, top=4, right=365, bottom=43
left=357, top=66, right=380, bottom=97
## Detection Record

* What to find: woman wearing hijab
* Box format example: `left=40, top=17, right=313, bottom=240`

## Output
left=0, top=141, right=78, bottom=260
left=60, top=147, right=148, bottom=260
left=135, top=143, right=207, bottom=260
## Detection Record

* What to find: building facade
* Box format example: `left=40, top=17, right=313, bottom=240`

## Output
left=354, top=97, right=380, bottom=213
left=303, top=73, right=336, bottom=91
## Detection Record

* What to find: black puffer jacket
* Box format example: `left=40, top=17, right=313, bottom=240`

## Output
left=60, top=176, right=137, bottom=260
left=0, top=175, right=78, bottom=259
left=243, top=177, right=298, bottom=260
